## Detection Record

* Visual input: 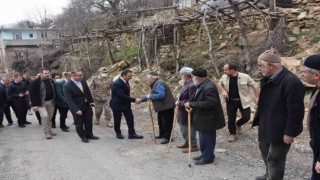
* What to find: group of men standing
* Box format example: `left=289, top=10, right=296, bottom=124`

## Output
left=1, top=47, right=320, bottom=178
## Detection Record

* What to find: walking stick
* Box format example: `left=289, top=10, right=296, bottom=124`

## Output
left=185, top=107, right=192, bottom=167
left=167, top=106, right=179, bottom=153
left=147, top=99, right=156, bottom=144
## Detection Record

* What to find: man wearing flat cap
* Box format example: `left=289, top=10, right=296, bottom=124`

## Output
left=218, top=63, right=259, bottom=142
left=184, top=68, right=225, bottom=165
left=175, top=67, right=199, bottom=153
left=90, top=67, right=113, bottom=127
left=253, top=48, right=305, bottom=180
left=302, top=54, right=320, bottom=179
left=141, top=71, right=175, bottom=144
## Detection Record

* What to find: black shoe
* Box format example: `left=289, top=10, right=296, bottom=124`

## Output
left=193, top=155, right=202, bottom=161
left=52, top=125, right=56, bottom=128
left=61, top=128, right=69, bottom=132
left=116, top=134, right=124, bottom=139
left=65, top=126, right=70, bottom=129
left=7, top=122, right=13, bottom=126
left=18, top=124, right=26, bottom=128
left=160, top=139, right=172, bottom=144
left=155, top=135, right=164, bottom=139
left=0, top=124, right=4, bottom=128
left=255, top=174, right=268, bottom=180
left=194, top=159, right=214, bottom=165
left=81, top=137, right=89, bottom=143
left=128, top=134, right=144, bottom=139
left=24, top=121, right=32, bottom=125
left=88, top=135, right=99, bottom=140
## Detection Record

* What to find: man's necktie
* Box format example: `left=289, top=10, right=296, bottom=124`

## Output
left=126, top=81, right=130, bottom=89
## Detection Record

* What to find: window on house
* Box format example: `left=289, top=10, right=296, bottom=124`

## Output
left=41, top=32, right=47, bottom=38
left=29, top=34, right=33, bottom=38
left=14, top=33, right=22, bottom=40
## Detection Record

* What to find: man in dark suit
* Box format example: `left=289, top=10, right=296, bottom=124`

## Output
left=184, top=68, right=225, bottom=165
left=63, top=69, right=99, bottom=143
left=110, top=69, right=143, bottom=139
left=55, top=72, right=71, bottom=132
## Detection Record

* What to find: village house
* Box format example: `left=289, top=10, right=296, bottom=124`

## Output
left=0, top=27, right=60, bottom=72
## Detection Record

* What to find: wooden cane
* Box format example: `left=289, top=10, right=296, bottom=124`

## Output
left=147, top=99, right=156, bottom=144
left=185, top=107, right=192, bottom=167
left=167, top=106, right=179, bottom=153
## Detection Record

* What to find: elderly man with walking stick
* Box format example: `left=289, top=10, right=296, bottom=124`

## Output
left=184, top=68, right=225, bottom=165
left=175, top=67, right=199, bottom=153
left=141, top=71, right=176, bottom=144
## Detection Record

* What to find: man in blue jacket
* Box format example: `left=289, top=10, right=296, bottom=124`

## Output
left=141, top=71, right=175, bottom=144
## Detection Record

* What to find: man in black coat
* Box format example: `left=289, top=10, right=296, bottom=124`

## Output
left=253, top=48, right=305, bottom=180
left=302, top=54, right=320, bottom=179
left=184, top=68, right=225, bottom=165
left=30, top=68, right=56, bottom=139
left=110, top=69, right=143, bottom=140
left=63, top=69, right=99, bottom=143
left=7, top=73, right=30, bottom=128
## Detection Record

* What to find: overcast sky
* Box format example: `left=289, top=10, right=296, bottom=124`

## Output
left=0, top=0, right=70, bottom=26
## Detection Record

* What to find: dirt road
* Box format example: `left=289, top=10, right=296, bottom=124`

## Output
left=0, top=105, right=313, bottom=180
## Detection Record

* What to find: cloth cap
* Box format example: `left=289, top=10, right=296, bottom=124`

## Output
left=179, top=67, right=193, bottom=75
left=99, top=67, right=108, bottom=73
left=192, top=68, right=207, bottom=77
left=148, top=71, right=158, bottom=76
left=304, top=54, right=320, bottom=70
left=258, top=48, right=281, bottom=63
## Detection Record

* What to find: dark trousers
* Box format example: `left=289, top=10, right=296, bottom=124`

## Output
left=57, top=106, right=69, bottom=129
left=259, top=142, right=291, bottom=180
left=227, top=99, right=250, bottom=134
left=199, top=131, right=216, bottom=162
left=12, top=100, right=28, bottom=125
left=4, top=102, right=15, bottom=124
left=112, top=108, right=135, bottom=135
left=157, top=108, right=174, bottom=139
left=72, top=104, right=93, bottom=138
left=52, top=104, right=58, bottom=126
left=312, top=151, right=320, bottom=179
left=0, top=106, right=4, bottom=125
left=35, top=111, right=41, bottom=124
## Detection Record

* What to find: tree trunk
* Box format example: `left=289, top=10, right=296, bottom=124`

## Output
left=154, top=33, right=161, bottom=74
left=202, top=10, right=220, bottom=78
left=85, top=36, right=91, bottom=68
left=173, top=8, right=180, bottom=75
left=105, top=38, right=115, bottom=64
left=227, top=0, right=253, bottom=73
left=137, top=32, right=142, bottom=70
left=142, top=29, right=150, bottom=71
left=269, top=0, right=278, bottom=30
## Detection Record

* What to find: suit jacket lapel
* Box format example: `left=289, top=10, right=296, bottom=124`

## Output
left=71, top=80, right=84, bottom=94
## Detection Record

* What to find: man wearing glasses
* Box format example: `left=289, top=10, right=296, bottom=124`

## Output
left=63, top=69, right=99, bottom=143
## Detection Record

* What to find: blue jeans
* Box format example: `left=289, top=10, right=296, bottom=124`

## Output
left=199, top=130, right=216, bottom=162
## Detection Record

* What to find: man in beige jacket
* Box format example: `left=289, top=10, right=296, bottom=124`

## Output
left=218, top=63, right=259, bottom=142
